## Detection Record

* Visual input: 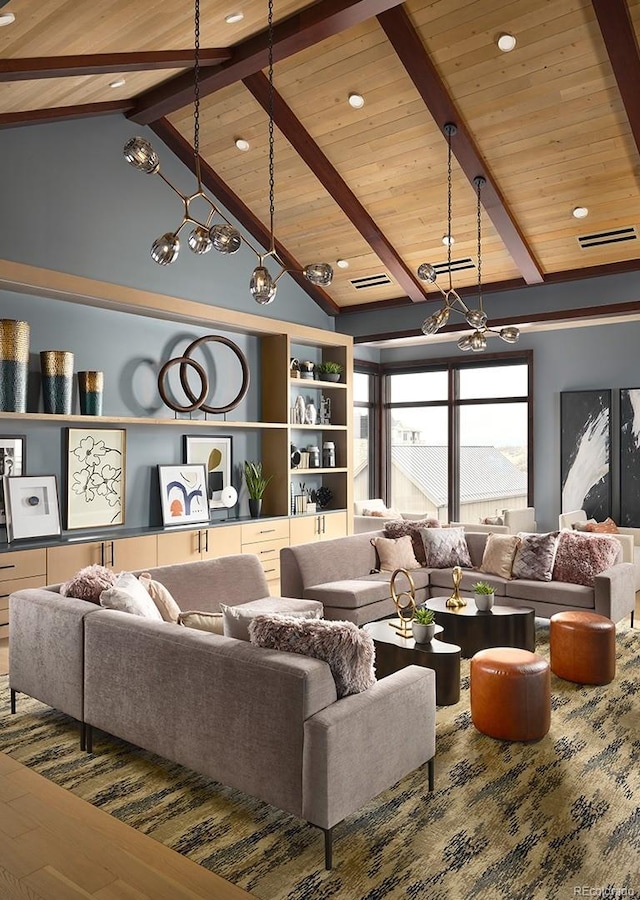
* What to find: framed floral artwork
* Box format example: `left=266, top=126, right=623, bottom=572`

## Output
left=158, top=464, right=210, bottom=526
left=66, top=428, right=126, bottom=529
left=183, top=434, right=233, bottom=508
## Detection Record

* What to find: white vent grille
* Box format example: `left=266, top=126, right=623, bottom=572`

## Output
left=578, top=227, right=637, bottom=249
left=349, top=273, right=392, bottom=290
left=432, top=257, right=476, bottom=274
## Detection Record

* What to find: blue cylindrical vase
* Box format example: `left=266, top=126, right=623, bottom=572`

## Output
left=40, top=350, right=74, bottom=414
left=0, top=319, right=30, bottom=412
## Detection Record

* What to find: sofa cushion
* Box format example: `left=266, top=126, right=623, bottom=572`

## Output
left=138, top=573, right=181, bottom=623
left=99, top=572, right=163, bottom=619
left=511, top=532, right=559, bottom=582
left=421, top=527, right=472, bottom=569
left=370, top=535, right=420, bottom=572
left=383, top=518, right=441, bottom=565
left=178, top=610, right=224, bottom=634
left=429, top=567, right=508, bottom=596
left=552, top=531, right=620, bottom=587
left=506, top=578, right=595, bottom=609
left=60, top=564, right=117, bottom=603
left=304, top=578, right=393, bottom=610
left=220, top=596, right=323, bottom=641
left=479, top=533, right=521, bottom=579
left=248, top=614, right=376, bottom=699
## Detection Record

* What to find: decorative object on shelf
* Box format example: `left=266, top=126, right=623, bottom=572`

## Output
left=561, top=389, right=611, bottom=520
left=472, top=580, right=495, bottom=611
left=0, top=434, right=25, bottom=525
left=0, top=319, right=29, bottom=413
left=220, top=484, right=238, bottom=509
left=319, top=395, right=331, bottom=425
left=300, top=361, right=315, bottom=380
left=307, top=445, right=320, bottom=468
left=290, top=445, right=301, bottom=469
left=243, top=460, right=273, bottom=518
left=157, top=334, right=249, bottom=415
left=184, top=434, right=233, bottom=508
left=4, top=474, right=61, bottom=542
left=78, top=370, right=104, bottom=416
left=158, top=463, right=210, bottom=526
left=122, top=0, right=332, bottom=305
left=40, top=350, right=74, bottom=414
left=313, top=485, right=332, bottom=509
left=66, top=427, right=125, bottom=529
left=389, top=567, right=416, bottom=637
left=291, top=394, right=306, bottom=424
left=417, top=123, right=519, bottom=353
left=289, top=358, right=300, bottom=378
left=446, top=565, right=467, bottom=608
left=412, top=606, right=436, bottom=643
left=304, top=402, right=317, bottom=425
left=316, top=361, right=343, bottom=383
left=322, top=441, right=336, bottom=468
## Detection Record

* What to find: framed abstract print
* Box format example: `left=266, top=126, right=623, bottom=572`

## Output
left=158, top=463, right=209, bottom=526
left=4, top=474, right=61, bottom=542
left=560, top=390, right=611, bottom=520
left=183, top=434, right=233, bottom=508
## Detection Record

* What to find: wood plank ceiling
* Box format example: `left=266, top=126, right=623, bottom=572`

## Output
left=1, top=0, right=639, bottom=316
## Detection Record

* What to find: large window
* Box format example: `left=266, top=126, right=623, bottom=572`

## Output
left=353, top=369, right=377, bottom=502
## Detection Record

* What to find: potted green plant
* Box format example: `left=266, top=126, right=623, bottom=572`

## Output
left=243, top=461, right=273, bottom=518
left=316, top=361, right=343, bottom=383
left=473, top=580, right=495, bottom=611
left=412, top=605, right=436, bottom=643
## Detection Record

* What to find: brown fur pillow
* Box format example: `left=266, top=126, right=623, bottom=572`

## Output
left=60, top=564, right=117, bottom=603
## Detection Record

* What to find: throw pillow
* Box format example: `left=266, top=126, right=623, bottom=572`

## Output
left=138, top=573, right=181, bottom=623
left=511, top=532, right=559, bottom=582
left=363, top=507, right=403, bottom=520
left=573, top=519, right=597, bottom=532
left=480, top=515, right=504, bottom=526
left=179, top=610, right=224, bottom=634
left=370, top=535, right=420, bottom=572
left=221, top=597, right=323, bottom=642
left=420, top=527, right=472, bottom=569
left=552, top=531, right=620, bottom=587
left=60, top=564, right=117, bottom=603
left=248, top=614, right=376, bottom=699
left=583, top=517, right=619, bottom=534
left=99, top=572, right=163, bottom=619
left=384, top=518, right=442, bottom=566
left=479, top=533, right=521, bottom=579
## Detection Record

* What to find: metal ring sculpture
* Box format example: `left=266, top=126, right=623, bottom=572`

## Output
left=158, top=334, right=250, bottom=415
left=389, top=567, right=417, bottom=638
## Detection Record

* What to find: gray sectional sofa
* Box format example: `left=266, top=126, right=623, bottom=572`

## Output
left=280, top=530, right=636, bottom=626
left=9, top=553, right=436, bottom=868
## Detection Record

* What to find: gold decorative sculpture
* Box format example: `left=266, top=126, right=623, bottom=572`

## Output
left=389, top=567, right=417, bottom=637
left=447, top=565, right=467, bottom=609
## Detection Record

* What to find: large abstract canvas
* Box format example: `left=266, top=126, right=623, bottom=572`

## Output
left=620, top=388, right=640, bottom=526
left=560, top=390, right=611, bottom=519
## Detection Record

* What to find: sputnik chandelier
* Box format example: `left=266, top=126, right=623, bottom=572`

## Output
left=123, top=0, right=333, bottom=305
left=417, top=123, right=519, bottom=351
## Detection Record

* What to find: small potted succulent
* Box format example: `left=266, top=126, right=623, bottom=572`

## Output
left=412, top=606, right=436, bottom=643
left=316, top=361, right=343, bottom=383
left=473, top=580, right=495, bottom=611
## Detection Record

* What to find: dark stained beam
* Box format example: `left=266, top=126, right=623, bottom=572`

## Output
left=0, top=100, right=132, bottom=129
left=150, top=119, right=340, bottom=317
left=378, top=6, right=544, bottom=286
left=130, top=0, right=405, bottom=125
left=0, top=50, right=231, bottom=82
left=591, top=0, right=640, bottom=159
left=243, top=71, right=428, bottom=303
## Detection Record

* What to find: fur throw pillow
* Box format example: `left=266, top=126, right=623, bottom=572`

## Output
left=552, top=531, right=620, bottom=587
left=248, top=614, right=376, bottom=699
left=60, top=564, right=117, bottom=603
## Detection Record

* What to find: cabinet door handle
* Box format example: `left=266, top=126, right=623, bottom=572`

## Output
left=0, top=564, right=15, bottom=570
left=322, top=515, right=326, bottom=534
left=205, top=531, right=209, bottom=553
left=196, top=531, right=202, bottom=554
left=259, top=528, right=276, bottom=534
left=0, top=593, right=9, bottom=599
left=260, top=549, right=276, bottom=556
left=100, top=544, right=105, bottom=567
left=109, top=542, right=115, bottom=567
left=263, top=567, right=276, bottom=574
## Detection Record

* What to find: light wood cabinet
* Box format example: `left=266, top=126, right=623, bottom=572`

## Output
left=157, top=524, right=242, bottom=567
left=47, top=535, right=158, bottom=584
left=0, top=548, right=48, bottom=637
left=241, top=519, right=289, bottom=594
left=289, top=511, right=347, bottom=545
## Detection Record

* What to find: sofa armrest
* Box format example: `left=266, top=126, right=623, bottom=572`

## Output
left=353, top=515, right=384, bottom=534
left=302, top=665, right=435, bottom=829
left=594, top=562, right=635, bottom=622
left=617, top=526, right=640, bottom=547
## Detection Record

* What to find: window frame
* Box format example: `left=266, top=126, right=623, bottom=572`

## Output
left=353, top=361, right=382, bottom=502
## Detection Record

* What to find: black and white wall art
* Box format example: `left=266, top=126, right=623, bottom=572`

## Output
left=620, top=388, right=640, bottom=526
left=560, top=390, right=611, bottom=519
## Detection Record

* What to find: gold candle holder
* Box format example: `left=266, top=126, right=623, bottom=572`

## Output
left=446, top=565, right=467, bottom=608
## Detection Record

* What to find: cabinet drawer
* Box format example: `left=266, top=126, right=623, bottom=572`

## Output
left=0, top=575, right=48, bottom=610
left=261, top=558, right=281, bottom=582
left=0, top=548, right=47, bottom=582
left=242, top=536, right=288, bottom=582
left=241, top=519, right=289, bottom=545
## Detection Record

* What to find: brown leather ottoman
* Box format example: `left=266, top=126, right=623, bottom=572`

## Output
left=470, top=647, right=550, bottom=741
left=549, top=611, right=615, bottom=685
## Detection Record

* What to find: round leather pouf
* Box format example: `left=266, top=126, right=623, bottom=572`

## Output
left=550, top=611, right=615, bottom=685
left=470, top=647, right=550, bottom=741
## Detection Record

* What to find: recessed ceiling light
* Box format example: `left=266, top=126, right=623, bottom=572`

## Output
left=109, top=78, right=126, bottom=89
left=225, top=12, right=244, bottom=24
left=0, top=11, right=15, bottom=26
left=442, top=234, right=455, bottom=246
left=348, top=93, right=365, bottom=109
left=497, top=33, right=517, bottom=52
left=234, top=138, right=250, bottom=151
left=572, top=206, right=589, bottom=219
left=336, top=259, right=349, bottom=269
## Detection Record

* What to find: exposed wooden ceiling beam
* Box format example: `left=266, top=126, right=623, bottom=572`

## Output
left=150, top=119, right=340, bottom=317
left=129, top=0, right=405, bottom=125
left=0, top=100, right=132, bottom=130
left=243, top=72, right=428, bottom=304
left=591, top=0, right=640, bottom=160
left=0, top=50, right=232, bottom=82
left=378, top=6, right=544, bottom=286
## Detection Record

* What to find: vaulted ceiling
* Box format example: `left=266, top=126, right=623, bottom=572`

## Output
left=1, top=0, right=639, bottom=318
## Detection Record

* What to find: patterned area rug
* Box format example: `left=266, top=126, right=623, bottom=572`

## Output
left=1, top=622, right=639, bottom=899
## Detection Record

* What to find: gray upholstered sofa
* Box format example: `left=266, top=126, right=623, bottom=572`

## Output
left=9, top=554, right=436, bottom=868
left=280, top=530, right=636, bottom=626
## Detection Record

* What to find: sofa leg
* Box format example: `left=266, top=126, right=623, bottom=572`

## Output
left=80, top=722, right=86, bottom=752
left=631, top=610, right=635, bottom=628
left=428, top=756, right=435, bottom=792
left=10, top=688, right=16, bottom=714
left=322, top=827, right=333, bottom=870
left=86, top=724, right=93, bottom=754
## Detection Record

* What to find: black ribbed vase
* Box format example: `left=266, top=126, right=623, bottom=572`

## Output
left=0, top=319, right=30, bottom=412
left=40, top=350, right=74, bottom=414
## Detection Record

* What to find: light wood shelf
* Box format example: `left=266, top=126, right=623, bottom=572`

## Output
left=289, top=423, right=347, bottom=431
left=289, top=378, right=347, bottom=389
left=0, top=412, right=288, bottom=429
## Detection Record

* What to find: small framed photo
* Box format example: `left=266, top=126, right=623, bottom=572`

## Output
left=66, top=428, right=126, bottom=530
left=0, top=435, right=26, bottom=525
left=158, top=464, right=210, bottom=526
left=4, top=475, right=61, bottom=542
left=183, top=435, right=233, bottom=508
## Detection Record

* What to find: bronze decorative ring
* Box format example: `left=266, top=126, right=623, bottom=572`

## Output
left=157, top=355, right=209, bottom=413
left=179, top=335, right=250, bottom=414
left=390, top=567, right=417, bottom=636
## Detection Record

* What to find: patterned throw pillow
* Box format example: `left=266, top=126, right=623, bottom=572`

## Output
left=370, top=535, right=421, bottom=572
left=384, top=518, right=442, bottom=566
left=420, top=526, right=472, bottom=569
left=512, top=532, right=559, bottom=582
left=583, top=517, right=619, bottom=534
left=552, top=531, right=620, bottom=587
left=479, top=533, right=521, bottom=579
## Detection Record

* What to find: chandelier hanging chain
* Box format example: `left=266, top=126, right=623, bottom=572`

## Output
left=193, top=0, right=201, bottom=171
left=446, top=124, right=453, bottom=293
left=476, top=174, right=482, bottom=312
left=267, top=0, right=275, bottom=253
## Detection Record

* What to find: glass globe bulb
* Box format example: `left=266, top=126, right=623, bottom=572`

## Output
left=466, top=308, right=487, bottom=329
left=457, top=335, right=473, bottom=351
left=150, top=233, right=180, bottom=265
left=417, top=263, right=437, bottom=284
left=123, top=137, right=160, bottom=174
left=500, top=326, right=520, bottom=344
left=210, top=224, right=242, bottom=254
left=470, top=331, right=487, bottom=352
left=304, top=263, right=334, bottom=286
left=421, top=315, right=438, bottom=336
left=188, top=226, right=213, bottom=255
left=250, top=266, right=277, bottom=305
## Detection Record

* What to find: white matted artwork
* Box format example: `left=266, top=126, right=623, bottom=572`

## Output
left=0, top=435, right=26, bottom=525
left=183, top=435, right=233, bottom=508
left=4, top=475, right=61, bottom=542
left=66, top=428, right=126, bottom=529
left=158, top=464, right=210, bottom=526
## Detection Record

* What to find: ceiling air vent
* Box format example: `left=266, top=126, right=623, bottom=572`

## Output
left=349, top=273, right=392, bottom=290
left=432, top=257, right=476, bottom=275
left=578, top=227, right=637, bottom=249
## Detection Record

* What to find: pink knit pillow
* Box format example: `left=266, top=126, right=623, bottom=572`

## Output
left=60, top=564, right=117, bottom=603
left=552, top=531, right=620, bottom=587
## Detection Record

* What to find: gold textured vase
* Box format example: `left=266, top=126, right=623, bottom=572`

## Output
left=40, top=350, right=74, bottom=414
left=0, top=319, right=30, bottom=412
left=78, top=370, right=104, bottom=416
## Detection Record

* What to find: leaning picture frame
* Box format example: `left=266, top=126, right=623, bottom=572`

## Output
left=66, top=427, right=126, bottom=529
left=183, top=435, right=233, bottom=508
left=158, top=463, right=210, bottom=526
left=0, top=434, right=26, bottom=525
left=4, top=474, right=61, bottom=542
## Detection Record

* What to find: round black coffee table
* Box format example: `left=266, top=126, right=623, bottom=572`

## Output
left=426, top=597, right=535, bottom=658
left=363, top=620, right=461, bottom=705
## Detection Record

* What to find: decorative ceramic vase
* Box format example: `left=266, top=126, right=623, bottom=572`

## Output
left=0, top=319, right=30, bottom=412
left=78, top=370, right=104, bottom=416
left=412, top=621, right=436, bottom=643
left=249, top=498, right=262, bottom=518
left=323, top=372, right=341, bottom=383
left=474, top=591, right=495, bottom=611
left=40, top=350, right=74, bottom=414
